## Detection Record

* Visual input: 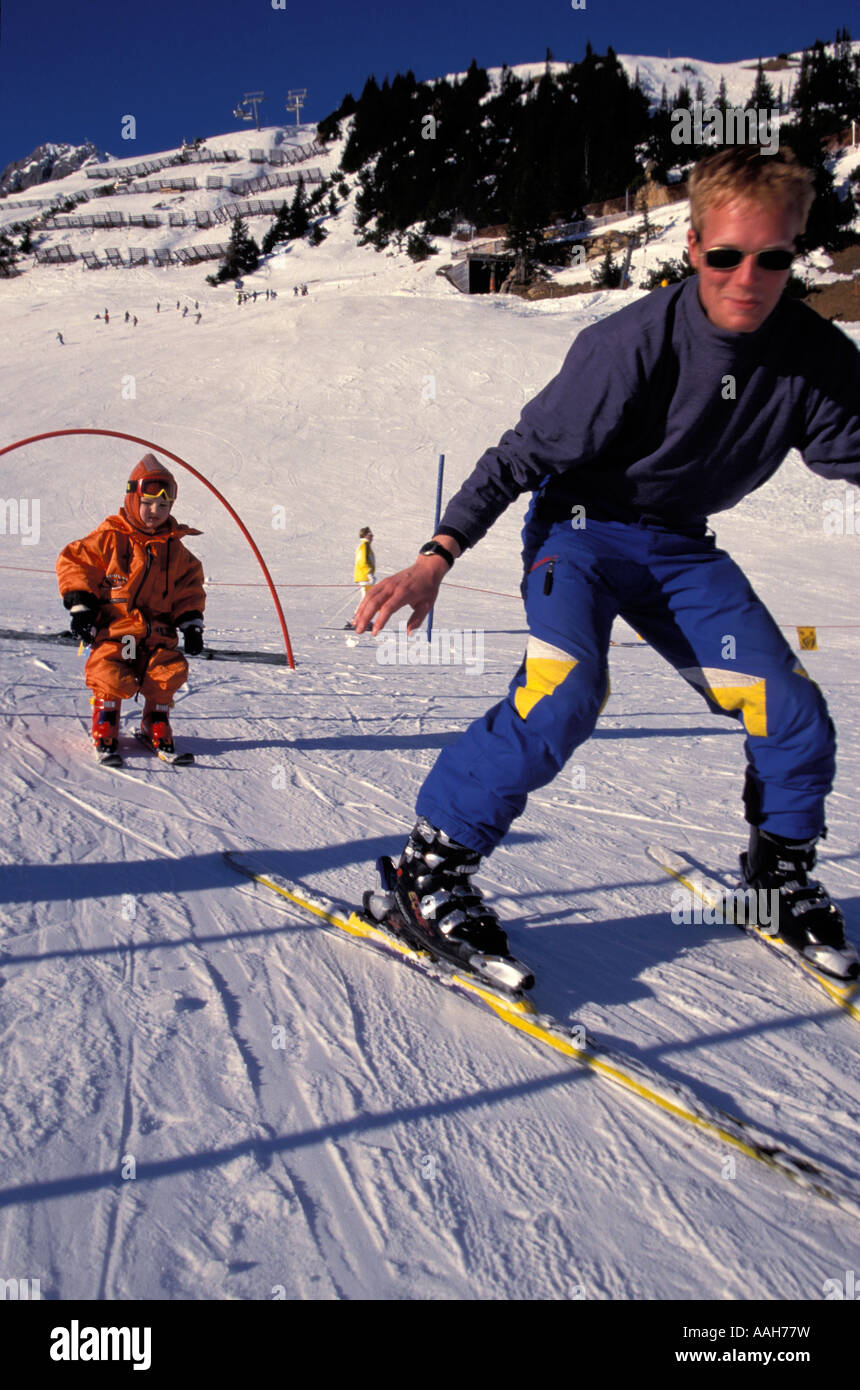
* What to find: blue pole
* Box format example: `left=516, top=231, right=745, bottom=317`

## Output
left=426, top=452, right=445, bottom=644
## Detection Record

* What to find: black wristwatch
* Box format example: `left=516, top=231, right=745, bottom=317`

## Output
left=418, top=541, right=455, bottom=568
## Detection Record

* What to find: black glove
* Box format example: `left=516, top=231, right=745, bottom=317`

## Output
left=64, top=591, right=100, bottom=645
left=180, top=622, right=204, bottom=656
left=69, top=610, right=98, bottom=643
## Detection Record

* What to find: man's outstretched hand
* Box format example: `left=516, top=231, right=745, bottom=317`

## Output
left=353, top=540, right=460, bottom=636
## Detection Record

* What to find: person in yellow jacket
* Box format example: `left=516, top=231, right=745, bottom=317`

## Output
left=346, top=527, right=375, bottom=629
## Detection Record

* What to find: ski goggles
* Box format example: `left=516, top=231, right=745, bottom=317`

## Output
left=126, top=477, right=177, bottom=501
left=703, top=246, right=794, bottom=272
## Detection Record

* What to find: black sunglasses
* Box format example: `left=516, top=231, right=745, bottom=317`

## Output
left=703, top=246, right=794, bottom=272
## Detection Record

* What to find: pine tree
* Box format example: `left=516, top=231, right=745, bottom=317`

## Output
left=215, top=215, right=260, bottom=282
left=288, top=177, right=310, bottom=239
left=786, top=33, right=860, bottom=142
left=716, top=76, right=729, bottom=114
left=0, top=232, right=18, bottom=277
left=592, top=245, right=622, bottom=288
left=747, top=59, right=775, bottom=111
left=675, top=81, right=692, bottom=110
left=261, top=202, right=291, bottom=255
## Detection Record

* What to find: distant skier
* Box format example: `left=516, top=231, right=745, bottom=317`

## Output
left=355, top=144, right=860, bottom=985
left=157, top=301, right=161, bottom=313
left=56, top=455, right=206, bottom=763
left=104, top=310, right=109, bottom=324
left=182, top=306, right=188, bottom=317
left=56, top=332, right=64, bottom=345
left=133, top=316, right=138, bottom=327
left=345, top=527, right=375, bottom=630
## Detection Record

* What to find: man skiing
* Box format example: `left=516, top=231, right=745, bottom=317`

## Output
left=57, top=454, right=206, bottom=764
left=355, top=144, right=860, bottom=985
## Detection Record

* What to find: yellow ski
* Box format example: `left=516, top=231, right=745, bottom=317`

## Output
left=225, top=849, right=860, bottom=1217
left=647, top=843, right=860, bottom=1023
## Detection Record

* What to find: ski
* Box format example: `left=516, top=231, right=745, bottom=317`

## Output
left=133, top=729, right=195, bottom=765
left=0, top=627, right=77, bottom=646
left=0, top=628, right=286, bottom=669
left=95, top=746, right=123, bottom=767
left=192, top=647, right=288, bottom=667
left=646, top=843, right=860, bottom=1024
left=224, top=847, right=860, bottom=1216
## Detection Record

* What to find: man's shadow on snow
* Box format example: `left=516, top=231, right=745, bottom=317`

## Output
left=178, top=724, right=741, bottom=756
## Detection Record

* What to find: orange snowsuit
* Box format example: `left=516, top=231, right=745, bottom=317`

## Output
left=57, top=511, right=205, bottom=704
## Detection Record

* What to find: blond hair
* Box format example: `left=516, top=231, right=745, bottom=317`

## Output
left=688, top=146, right=815, bottom=238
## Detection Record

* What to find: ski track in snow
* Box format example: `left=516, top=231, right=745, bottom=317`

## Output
left=1, top=213, right=859, bottom=1298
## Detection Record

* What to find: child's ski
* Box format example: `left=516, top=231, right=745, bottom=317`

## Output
left=133, top=730, right=194, bottom=765
left=95, top=746, right=123, bottom=767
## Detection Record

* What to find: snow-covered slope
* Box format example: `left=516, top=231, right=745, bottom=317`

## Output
left=0, top=105, right=859, bottom=1302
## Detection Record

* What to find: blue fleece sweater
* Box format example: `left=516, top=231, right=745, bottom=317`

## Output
left=438, top=276, right=860, bottom=546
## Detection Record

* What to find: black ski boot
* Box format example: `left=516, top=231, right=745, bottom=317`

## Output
left=366, top=818, right=534, bottom=991
left=740, top=827, right=859, bottom=980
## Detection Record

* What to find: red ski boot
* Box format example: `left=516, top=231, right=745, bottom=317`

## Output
left=135, top=703, right=193, bottom=764
left=139, top=703, right=174, bottom=752
left=91, top=697, right=122, bottom=764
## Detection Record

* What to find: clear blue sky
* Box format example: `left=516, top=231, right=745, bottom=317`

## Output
left=0, top=0, right=854, bottom=170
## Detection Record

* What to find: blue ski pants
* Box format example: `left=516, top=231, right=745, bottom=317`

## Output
left=417, top=518, right=835, bottom=854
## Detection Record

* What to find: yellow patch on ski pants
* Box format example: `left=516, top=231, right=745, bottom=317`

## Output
left=514, top=636, right=578, bottom=720
left=680, top=667, right=768, bottom=737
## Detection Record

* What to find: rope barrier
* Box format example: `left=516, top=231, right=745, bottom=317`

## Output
left=0, top=567, right=856, bottom=651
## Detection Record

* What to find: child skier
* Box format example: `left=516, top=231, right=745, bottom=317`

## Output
left=345, top=526, right=375, bottom=630
left=354, top=526, right=375, bottom=593
left=57, top=454, right=205, bottom=763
